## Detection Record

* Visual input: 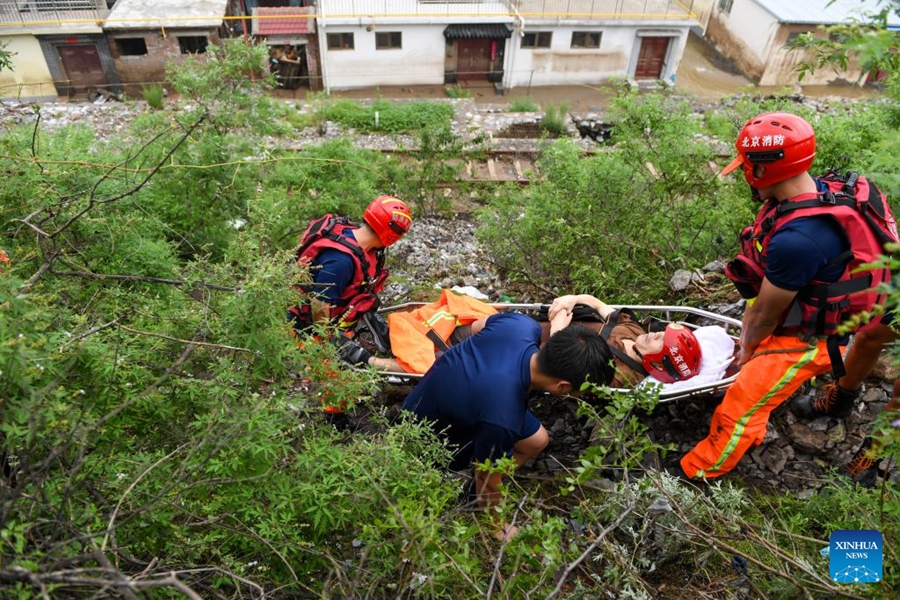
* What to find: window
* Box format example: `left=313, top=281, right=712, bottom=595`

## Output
left=116, top=37, right=147, bottom=56
left=178, top=36, right=208, bottom=54
left=327, top=32, right=355, bottom=50
left=571, top=32, right=601, bottom=49
left=521, top=32, right=552, bottom=49
left=375, top=31, right=402, bottom=50
left=786, top=31, right=813, bottom=44
left=718, top=0, right=733, bottom=14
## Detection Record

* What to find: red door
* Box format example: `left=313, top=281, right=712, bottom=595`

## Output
left=635, top=37, right=669, bottom=79
left=58, top=44, right=108, bottom=92
left=457, top=39, right=492, bottom=81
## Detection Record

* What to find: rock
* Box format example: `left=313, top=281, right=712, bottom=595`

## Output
left=807, top=417, right=831, bottom=432
left=701, top=260, right=725, bottom=273
left=788, top=423, right=828, bottom=455
left=669, top=269, right=693, bottom=291
left=871, top=354, right=900, bottom=381
left=550, top=418, right=568, bottom=438
left=762, top=422, right=779, bottom=444
left=761, top=446, right=788, bottom=475
left=826, top=422, right=846, bottom=445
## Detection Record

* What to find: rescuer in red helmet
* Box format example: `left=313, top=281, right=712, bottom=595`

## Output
left=288, top=196, right=412, bottom=362
left=680, top=112, right=894, bottom=481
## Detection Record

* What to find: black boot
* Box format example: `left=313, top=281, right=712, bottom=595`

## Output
left=792, top=382, right=859, bottom=419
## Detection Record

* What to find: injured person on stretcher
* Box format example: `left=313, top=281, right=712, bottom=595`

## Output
left=335, top=290, right=737, bottom=389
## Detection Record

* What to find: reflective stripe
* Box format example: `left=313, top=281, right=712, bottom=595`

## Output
left=424, top=310, right=455, bottom=327
left=707, top=345, right=820, bottom=473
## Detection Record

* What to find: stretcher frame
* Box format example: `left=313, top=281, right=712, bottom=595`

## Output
left=365, top=303, right=742, bottom=403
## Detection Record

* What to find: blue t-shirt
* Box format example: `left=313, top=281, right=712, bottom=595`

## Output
left=766, top=216, right=848, bottom=290
left=311, top=230, right=358, bottom=304
left=402, top=313, right=542, bottom=468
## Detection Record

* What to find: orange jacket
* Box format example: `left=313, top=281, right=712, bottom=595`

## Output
left=388, top=290, right=497, bottom=373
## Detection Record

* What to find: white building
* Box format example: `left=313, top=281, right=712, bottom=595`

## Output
left=707, top=0, right=900, bottom=87
left=316, top=0, right=706, bottom=92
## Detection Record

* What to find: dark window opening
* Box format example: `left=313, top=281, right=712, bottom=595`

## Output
left=521, top=32, right=552, bottom=48
left=718, top=0, right=734, bottom=14
left=178, top=36, right=208, bottom=54
left=571, top=32, right=601, bottom=49
left=375, top=31, right=402, bottom=50
left=116, top=37, right=147, bottom=56
left=327, top=32, right=354, bottom=50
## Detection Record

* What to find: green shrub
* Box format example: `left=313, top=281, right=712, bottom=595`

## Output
left=321, top=98, right=454, bottom=133
left=141, top=83, right=165, bottom=109
left=444, top=83, right=471, bottom=98
left=540, top=101, right=570, bottom=136
left=508, top=97, right=539, bottom=112
left=479, top=91, right=751, bottom=302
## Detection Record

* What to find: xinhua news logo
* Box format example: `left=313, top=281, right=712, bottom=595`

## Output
left=830, top=530, right=882, bottom=584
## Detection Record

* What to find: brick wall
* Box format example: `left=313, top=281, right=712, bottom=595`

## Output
left=108, top=28, right=222, bottom=94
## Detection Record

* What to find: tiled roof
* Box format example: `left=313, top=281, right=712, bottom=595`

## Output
left=252, top=6, right=315, bottom=36
left=443, top=23, right=512, bottom=39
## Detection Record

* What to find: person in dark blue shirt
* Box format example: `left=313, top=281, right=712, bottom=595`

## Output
left=403, top=311, right=613, bottom=540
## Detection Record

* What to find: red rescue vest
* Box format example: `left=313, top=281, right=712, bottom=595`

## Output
left=290, top=215, right=388, bottom=329
left=726, top=173, right=896, bottom=343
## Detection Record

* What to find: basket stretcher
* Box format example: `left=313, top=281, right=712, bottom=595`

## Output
left=361, top=303, right=741, bottom=403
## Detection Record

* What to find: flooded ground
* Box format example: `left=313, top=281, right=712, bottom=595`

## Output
left=274, top=32, right=884, bottom=112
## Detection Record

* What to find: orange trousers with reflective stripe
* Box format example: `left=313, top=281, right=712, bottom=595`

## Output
left=680, top=335, right=833, bottom=479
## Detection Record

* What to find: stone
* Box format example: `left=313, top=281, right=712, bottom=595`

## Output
left=550, top=418, right=568, bottom=438
left=669, top=269, right=693, bottom=292
left=807, top=417, right=831, bottom=432
left=826, top=422, right=846, bottom=445
left=701, top=260, right=726, bottom=273
left=762, top=422, right=779, bottom=444
left=871, top=354, right=900, bottom=381
left=749, top=446, right=766, bottom=467
left=788, top=423, right=828, bottom=455
left=761, top=446, right=788, bottom=474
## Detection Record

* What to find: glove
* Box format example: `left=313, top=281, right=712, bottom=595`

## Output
left=334, top=336, right=373, bottom=367
left=361, top=311, right=391, bottom=354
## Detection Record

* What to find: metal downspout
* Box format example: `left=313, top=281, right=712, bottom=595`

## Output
left=319, top=0, right=331, bottom=93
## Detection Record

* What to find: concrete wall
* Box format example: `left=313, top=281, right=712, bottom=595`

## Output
left=0, top=35, right=57, bottom=101
left=107, top=28, right=223, bottom=95
left=507, top=24, right=686, bottom=88
left=706, top=0, right=777, bottom=82
left=321, top=24, right=445, bottom=90
left=707, top=1, right=866, bottom=87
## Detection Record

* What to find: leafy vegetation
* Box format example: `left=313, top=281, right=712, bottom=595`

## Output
left=140, top=83, right=165, bottom=109
left=316, top=98, right=454, bottom=134
left=444, top=83, right=472, bottom=98
left=539, top=101, right=570, bottom=136
left=0, top=36, right=898, bottom=599
left=508, top=97, right=540, bottom=112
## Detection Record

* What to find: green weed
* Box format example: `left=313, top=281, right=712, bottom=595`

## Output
left=141, top=83, right=165, bottom=109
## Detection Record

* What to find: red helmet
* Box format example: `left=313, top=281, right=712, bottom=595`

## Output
left=363, top=195, right=412, bottom=246
left=641, top=324, right=702, bottom=384
left=719, top=112, right=815, bottom=189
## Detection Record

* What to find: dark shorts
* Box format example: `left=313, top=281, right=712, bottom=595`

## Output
left=447, top=410, right=542, bottom=471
